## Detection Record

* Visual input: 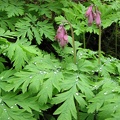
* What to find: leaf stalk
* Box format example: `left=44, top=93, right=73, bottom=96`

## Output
left=68, top=22, right=76, bottom=64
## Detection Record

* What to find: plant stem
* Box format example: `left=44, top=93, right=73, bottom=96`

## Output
left=83, top=33, right=86, bottom=49
left=98, top=26, right=102, bottom=66
left=115, top=23, right=118, bottom=58
left=68, top=22, right=79, bottom=119
left=68, top=22, right=76, bottom=64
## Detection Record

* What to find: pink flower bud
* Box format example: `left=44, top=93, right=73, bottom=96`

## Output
left=94, top=10, right=101, bottom=27
left=55, top=25, right=68, bottom=48
left=88, top=12, right=94, bottom=26
left=85, top=5, right=93, bottom=17
left=85, top=5, right=94, bottom=26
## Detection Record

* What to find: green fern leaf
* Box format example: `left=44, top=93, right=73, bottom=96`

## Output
left=13, top=45, right=28, bottom=70
left=0, top=92, right=37, bottom=120
left=2, top=92, right=40, bottom=113
left=27, top=4, right=40, bottom=12
left=15, top=14, right=42, bottom=43
left=5, top=42, right=28, bottom=70
left=5, top=41, right=38, bottom=70
left=38, top=72, right=62, bottom=104
left=0, top=103, right=36, bottom=120
left=15, top=19, right=33, bottom=41
left=54, top=97, right=76, bottom=120
left=38, top=78, right=53, bottom=104
left=0, top=12, right=17, bottom=31
left=0, top=28, right=15, bottom=38
left=31, top=26, right=42, bottom=44
left=74, top=94, right=87, bottom=109
left=16, top=14, right=55, bottom=43
left=0, top=14, right=8, bottom=30
left=0, top=0, right=8, bottom=11
left=2, top=55, right=62, bottom=92
left=6, top=0, right=24, bottom=17
left=52, top=86, right=77, bottom=120
left=28, top=1, right=63, bottom=17
left=37, top=20, right=55, bottom=41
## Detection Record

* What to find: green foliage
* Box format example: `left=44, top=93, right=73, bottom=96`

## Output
left=4, top=40, right=39, bottom=71
left=15, top=14, right=55, bottom=44
left=0, top=0, right=120, bottom=120
left=0, top=0, right=24, bottom=17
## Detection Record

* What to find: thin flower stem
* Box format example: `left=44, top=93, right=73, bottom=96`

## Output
left=98, top=26, right=102, bottom=65
left=83, top=33, right=86, bottom=49
left=115, top=23, right=118, bottom=58
left=68, top=22, right=76, bottom=64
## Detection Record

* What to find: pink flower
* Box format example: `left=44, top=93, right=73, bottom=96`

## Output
left=94, top=10, right=101, bottom=27
left=88, top=12, right=94, bottom=26
left=85, top=5, right=93, bottom=17
left=55, top=25, right=68, bottom=48
left=85, top=5, right=94, bottom=26
left=85, top=5, right=101, bottom=27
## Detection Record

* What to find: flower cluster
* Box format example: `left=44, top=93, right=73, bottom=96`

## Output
left=85, top=5, right=101, bottom=27
left=55, top=25, right=68, bottom=48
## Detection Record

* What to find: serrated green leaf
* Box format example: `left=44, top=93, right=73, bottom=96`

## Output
left=2, top=92, right=40, bottom=113
left=0, top=69, right=16, bottom=81
left=37, top=72, right=62, bottom=104
left=38, top=78, right=53, bottom=104
left=51, top=91, right=71, bottom=104
left=54, top=96, right=77, bottom=120
left=13, top=45, right=28, bottom=70
left=22, top=78, right=31, bottom=93
left=37, top=21, right=55, bottom=40
left=20, top=45, right=39, bottom=55
left=66, top=63, right=78, bottom=71
left=55, top=16, right=67, bottom=24
left=52, top=85, right=77, bottom=120
left=98, top=104, right=115, bottom=120
left=74, top=94, right=87, bottom=108
left=0, top=28, right=15, bottom=38
left=26, top=28, right=33, bottom=41
left=5, top=43, right=16, bottom=59
left=5, top=41, right=38, bottom=70
left=78, top=60, right=95, bottom=72
left=15, top=20, right=32, bottom=40
left=5, top=0, right=24, bottom=17
left=77, top=75, right=94, bottom=100
left=31, top=26, right=42, bottom=44
left=46, top=72, right=62, bottom=91
left=0, top=94, right=36, bottom=120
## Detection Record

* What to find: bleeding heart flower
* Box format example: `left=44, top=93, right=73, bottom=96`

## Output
left=55, top=25, right=68, bottom=48
left=85, top=5, right=101, bottom=27
left=85, top=5, right=93, bottom=17
left=85, top=5, right=94, bottom=26
left=94, top=10, right=101, bottom=27
left=88, top=12, right=94, bottom=26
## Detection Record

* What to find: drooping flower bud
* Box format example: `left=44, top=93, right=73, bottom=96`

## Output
left=88, top=12, right=94, bottom=26
left=55, top=25, right=68, bottom=48
left=85, top=5, right=94, bottom=26
left=85, top=5, right=101, bottom=27
left=94, top=10, right=101, bottom=27
left=85, top=5, right=93, bottom=17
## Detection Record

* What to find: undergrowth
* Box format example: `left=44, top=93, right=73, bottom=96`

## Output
left=0, top=0, right=120, bottom=120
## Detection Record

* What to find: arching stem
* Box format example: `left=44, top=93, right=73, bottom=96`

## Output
left=68, top=22, right=76, bottom=64
left=98, top=26, right=102, bottom=66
